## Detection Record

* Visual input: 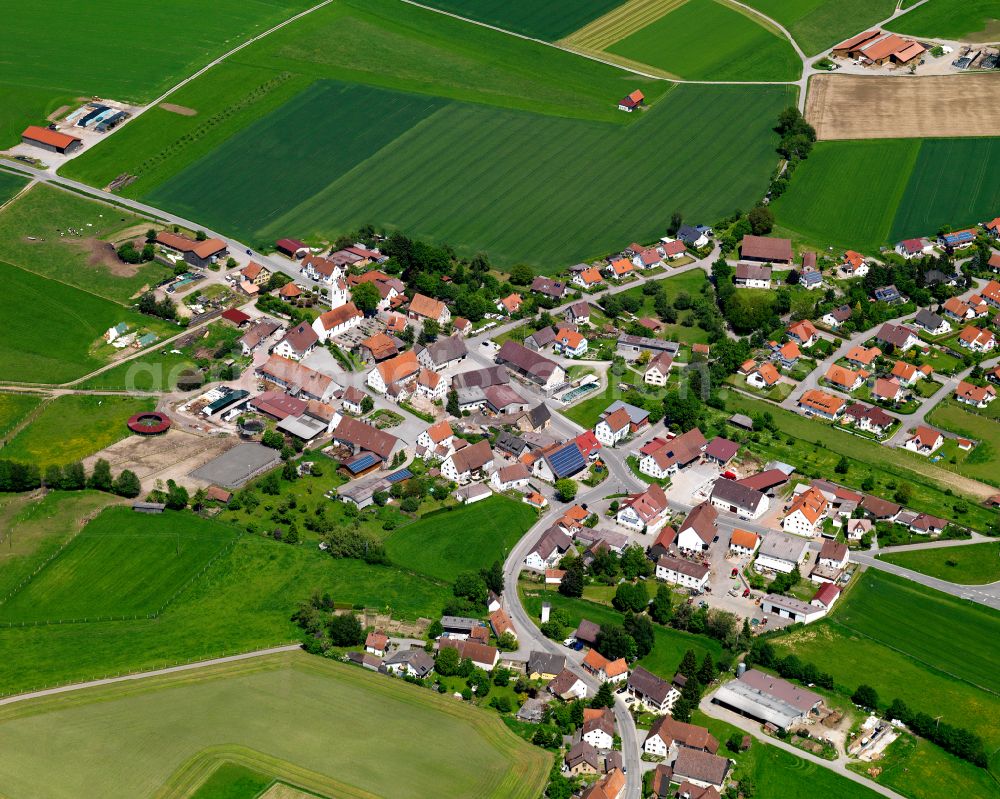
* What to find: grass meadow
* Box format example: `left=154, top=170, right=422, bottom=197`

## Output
left=0, top=534, right=452, bottom=694
left=742, top=0, right=898, bottom=54
left=722, top=394, right=997, bottom=531
left=0, top=171, right=29, bottom=204
left=880, top=541, right=1000, bottom=586
left=0, top=0, right=314, bottom=144
left=64, top=0, right=790, bottom=272
left=188, top=762, right=273, bottom=799
left=607, top=0, right=801, bottom=80
left=0, top=393, right=43, bottom=440
left=2, top=394, right=156, bottom=466
left=772, top=570, right=1000, bottom=757
left=926, top=399, right=1000, bottom=486
left=0, top=508, right=238, bottom=623
left=0, top=653, right=548, bottom=799
left=888, top=0, right=1000, bottom=40
left=518, top=583, right=723, bottom=680
left=0, top=491, right=119, bottom=600
left=774, top=137, right=1000, bottom=254
left=418, top=0, right=626, bottom=39
left=384, top=495, right=537, bottom=582
left=0, top=184, right=171, bottom=303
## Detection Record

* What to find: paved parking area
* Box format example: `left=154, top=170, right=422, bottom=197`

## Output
left=669, top=462, right=720, bottom=504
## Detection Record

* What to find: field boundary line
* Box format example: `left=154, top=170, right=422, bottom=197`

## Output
left=0, top=177, right=35, bottom=215
left=831, top=618, right=999, bottom=698
left=0, top=395, right=52, bottom=448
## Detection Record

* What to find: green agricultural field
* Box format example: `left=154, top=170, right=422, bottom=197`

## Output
left=0, top=535, right=451, bottom=694
left=0, top=184, right=171, bottom=303
left=0, top=171, right=29, bottom=205
left=889, top=137, right=1000, bottom=244
left=0, top=491, right=119, bottom=600
left=771, top=139, right=919, bottom=253
left=148, top=80, right=792, bottom=270
left=722, top=394, right=997, bottom=531
left=880, top=542, right=1000, bottom=585
left=2, top=394, right=156, bottom=466
left=64, top=0, right=791, bottom=272
left=0, top=508, right=238, bottom=623
left=188, top=762, right=273, bottom=799
left=519, top=584, right=723, bottom=680
left=608, top=0, right=801, bottom=81
left=774, top=137, right=1000, bottom=254
left=0, top=393, right=42, bottom=441
left=926, top=399, right=1000, bottom=486
left=888, top=0, right=1000, bottom=41
left=385, top=496, right=537, bottom=582
left=772, top=570, right=1000, bottom=754
left=0, top=0, right=315, bottom=144
left=742, top=0, right=897, bottom=55
left=0, top=652, right=548, bottom=799
left=418, top=0, right=627, bottom=40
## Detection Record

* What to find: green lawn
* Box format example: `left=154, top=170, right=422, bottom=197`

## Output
left=926, top=399, right=1000, bottom=486
left=3, top=394, right=155, bottom=466
left=417, top=0, right=627, bottom=40
left=519, top=585, right=723, bottom=680
left=0, top=508, right=238, bottom=623
left=384, top=495, right=537, bottom=582
left=741, top=0, right=898, bottom=55
left=563, top=378, right=619, bottom=429
left=0, top=652, right=548, bottom=799
left=0, top=184, right=172, bottom=303
left=774, top=137, right=1000, bottom=254
left=0, top=491, right=120, bottom=600
left=608, top=0, right=801, bottom=80
left=880, top=541, right=1000, bottom=586
left=0, top=535, right=451, bottom=694
left=63, top=0, right=792, bottom=272
left=0, top=171, right=29, bottom=204
left=772, top=570, right=1000, bottom=754
left=188, top=762, right=273, bottom=799
left=722, top=394, right=997, bottom=531
left=0, top=260, right=176, bottom=384
left=614, top=269, right=713, bottom=343
left=887, top=0, right=1000, bottom=41
left=0, top=0, right=315, bottom=144
left=0, top=393, right=43, bottom=440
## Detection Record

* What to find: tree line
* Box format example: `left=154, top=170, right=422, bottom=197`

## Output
left=0, top=458, right=141, bottom=498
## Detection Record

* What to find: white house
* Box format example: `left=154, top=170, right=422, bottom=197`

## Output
left=367, top=351, right=420, bottom=395
left=491, top=462, right=531, bottom=491
left=616, top=483, right=669, bottom=535
left=818, top=539, right=849, bottom=569
left=755, top=531, right=809, bottom=574
left=903, top=425, right=944, bottom=455
left=582, top=709, right=615, bottom=750
left=525, top=526, right=572, bottom=570
left=958, top=326, right=996, bottom=353
left=656, top=555, right=709, bottom=591
left=728, top=529, right=760, bottom=557
left=782, top=487, right=828, bottom=536
left=761, top=594, right=826, bottom=625
left=416, top=420, right=454, bottom=455
left=595, top=407, right=631, bottom=447
left=441, top=440, right=493, bottom=485
left=547, top=669, right=588, bottom=701
left=644, top=352, right=674, bottom=387
left=676, top=502, right=718, bottom=553
left=709, top=479, right=769, bottom=520
left=271, top=322, right=318, bottom=361
left=312, top=303, right=362, bottom=342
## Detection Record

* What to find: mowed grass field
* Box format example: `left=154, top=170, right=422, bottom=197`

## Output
left=418, top=0, right=627, bottom=39
left=888, top=0, right=1000, bottom=41
left=2, top=394, right=156, bottom=466
left=0, top=652, right=549, bottom=799
left=0, top=171, right=29, bottom=205
left=0, top=392, right=43, bottom=440
left=773, top=137, right=1000, bottom=253
left=385, top=495, right=537, bottom=582
left=0, top=0, right=314, bottom=144
left=742, top=0, right=897, bottom=55
left=926, top=399, right=1000, bottom=486
left=607, top=0, right=801, bottom=81
left=0, top=184, right=171, bottom=303
left=772, top=570, right=1000, bottom=757
left=0, top=508, right=237, bottom=623
left=64, top=0, right=790, bottom=272
left=148, top=79, right=792, bottom=270
left=0, top=535, right=452, bottom=694
left=880, top=541, right=1000, bottom=585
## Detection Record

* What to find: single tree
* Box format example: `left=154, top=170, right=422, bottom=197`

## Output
left=698, top=653, right=716, bottom=685
left=351, top=281, right=381, bottom=314
left=852, top=684, right=880, bottom=710
left=554, top=478, right=577, bottom=502
left=559, top=559, right=584, bottom=598
left=328, top=613, right=364, bottom=646
left=678, top=648, right=699, bottom=679
left=649, top=584, right=674, bottom=624
left=590, top=681, right=616, bottom=709
left=112, top=469, right=142, bottom=498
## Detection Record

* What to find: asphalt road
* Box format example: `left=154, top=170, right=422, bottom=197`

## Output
left=851, top=550, right=1000, bottom=609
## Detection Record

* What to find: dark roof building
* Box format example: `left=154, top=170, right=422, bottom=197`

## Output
left=740, top=235, right=792, bottom=264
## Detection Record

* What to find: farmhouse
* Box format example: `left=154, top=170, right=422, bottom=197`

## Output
left=239, top=320, right=280, bottom=355
left=627, top=667, right=678, bottom=713
left=496, top=340, right=565, bottom=393
left=582, top=707, right=615, bottom=750
left=755, top=531, right=809, bottom=574
left=581, top=649, right=628, bottom=684
left=672, top=749, right=730, bottom=791
left=595, top=407, right=632, bottom=447
left=548, top=669, right=588, bottom=701
left=832, top=29, right=925, bottom=65
left=408, top=293, right=450, bottom=325
left=734, top=262, right=771, bottom=288
left=656, top=555, right=710, bottom=592
left=155, top=231, right=228, bottom=267
left=438, top=639, right=498, bottom=671
left=643, top=716, right=719, bottom=758
left=21, top=125, right=83, bottom=154
left=256, top=355, right=337, bottom=402
left=639, top=427, right=707, bottom=480
left=564, top=741, right=601, bottom=776
left=272, top=323, right=318, bottom=361
left=312, top=303, right=363, bottom=342
left=739, top=235, right=792, bottom=265
left=676, top=501, right=718, bottom=553
left=710, top=479, right=768, bottom=519
left=616, top=483, right=670, bottom=534
left=330, top=416, right=404, bottom=466
left=491, top=462, right=531, bottom=491
left=782, top=486, right=828, bottom=536
left=367, top=350, right=420, bottom=395
left=525, top=326, right=556, bottom=352
left=441, top=439, right=493, bottom=485
left=712, top=669, right=821, bottom=730
left=644, top=352, right=674, bottom=386
left=416, top=335, right=467, bottom=371
left=525, top=526, right=573, bottom=570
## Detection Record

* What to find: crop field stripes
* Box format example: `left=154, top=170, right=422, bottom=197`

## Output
left=561, top=0, right=688, bottom=51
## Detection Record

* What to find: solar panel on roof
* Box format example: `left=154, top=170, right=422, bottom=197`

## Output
left=548, top=443, right=586, bottom=478
left=346, top=454, right=378, bottom=473
left=386, top=469, right=412, bottom=484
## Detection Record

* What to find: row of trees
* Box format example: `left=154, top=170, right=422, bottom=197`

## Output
left=0, top=458, right=141, bottom=498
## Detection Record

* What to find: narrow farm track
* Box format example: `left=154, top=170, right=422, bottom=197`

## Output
left=561, top=0, right=688, bottom=51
